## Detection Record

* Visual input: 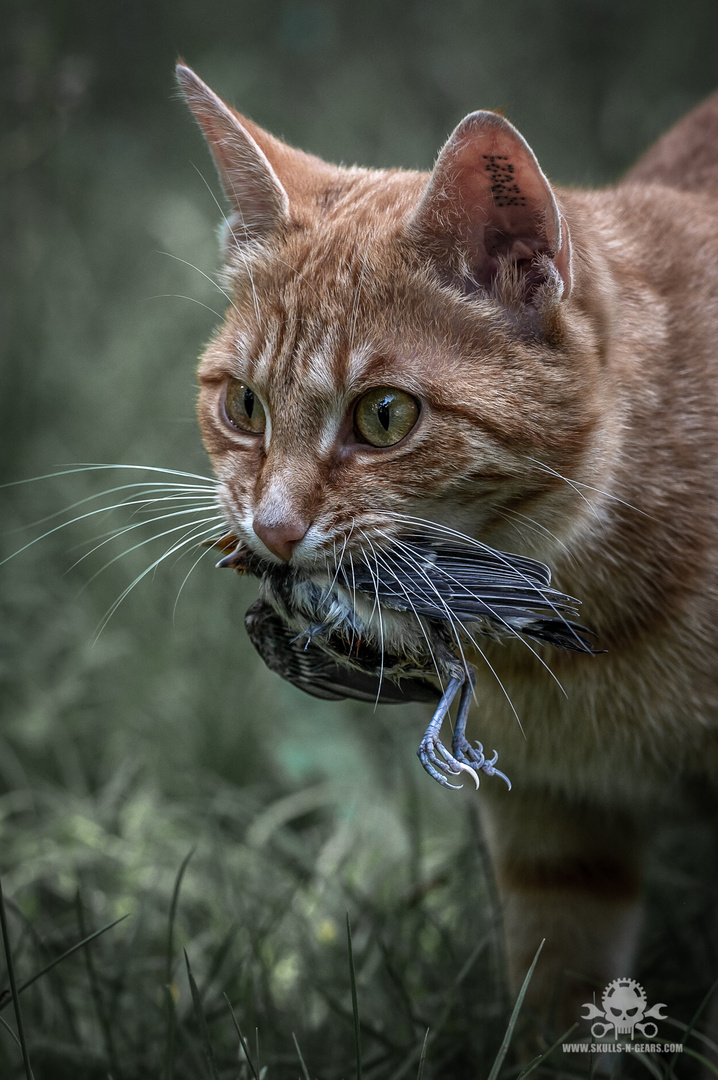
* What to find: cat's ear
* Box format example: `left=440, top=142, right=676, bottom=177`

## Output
left=176, top=62, right=291, bottom=241
left=410, top=111, right=572, bottom=301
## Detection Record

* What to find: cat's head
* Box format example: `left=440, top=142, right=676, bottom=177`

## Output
left=177, top=64, right=603, bottom=572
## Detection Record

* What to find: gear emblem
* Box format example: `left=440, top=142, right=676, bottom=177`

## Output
left=581, top=978, right=667, bottom=1040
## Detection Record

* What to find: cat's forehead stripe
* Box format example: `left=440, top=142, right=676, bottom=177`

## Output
left=250, top=291, right=349, bottom=398
left=344, top=343, right=376, bottom=388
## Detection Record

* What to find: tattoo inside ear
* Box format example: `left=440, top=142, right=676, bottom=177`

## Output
left=483, top=154, right=528, bottom=209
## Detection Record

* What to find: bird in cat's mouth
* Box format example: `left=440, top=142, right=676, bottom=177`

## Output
left=207, top=532, right=598, bottom=791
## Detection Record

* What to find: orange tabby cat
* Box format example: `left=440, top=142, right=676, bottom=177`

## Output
left=177, top=63, right=718, bottom=1033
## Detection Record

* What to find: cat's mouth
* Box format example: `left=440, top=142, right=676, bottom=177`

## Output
left=204, top=532, right=329, bottom=585
left=203, top=532, right=596, bottom=651
left=203, top=525, right=597, bottom=681
left=204, top=532, right=265, bottom=572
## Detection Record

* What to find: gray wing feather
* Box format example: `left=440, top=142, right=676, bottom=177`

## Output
left=350, top=539, right=597, bottom=653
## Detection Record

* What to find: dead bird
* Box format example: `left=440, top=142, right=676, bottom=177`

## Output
left=212, top=533, right=598, bottom=790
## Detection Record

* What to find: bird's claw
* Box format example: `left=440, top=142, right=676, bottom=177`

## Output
left=417, top=734, right=480, bottom=791
left=290, top=623, right=327, bottom=649
left=451, top=738, right=512, bottom=791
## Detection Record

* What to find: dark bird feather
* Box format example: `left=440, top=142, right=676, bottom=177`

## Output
left=245, top=600, right=439, bottom=705
left=214, top=533, right=599, bottom=790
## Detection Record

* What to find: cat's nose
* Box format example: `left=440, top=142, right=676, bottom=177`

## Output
left=253, top=517, right=309, bottom=562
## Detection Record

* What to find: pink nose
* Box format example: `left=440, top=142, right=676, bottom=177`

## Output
left=253, top=518, right=309, bottom=562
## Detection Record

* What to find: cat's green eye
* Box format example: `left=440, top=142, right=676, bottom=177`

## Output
left=224, top=378, right=266, bottom=434
left=354, top=387, right=420, bottom=447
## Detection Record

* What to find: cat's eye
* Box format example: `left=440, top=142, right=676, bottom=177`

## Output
left=224, top=378, right=266, bottom=434
left=354, top=387, right=420, bottom=447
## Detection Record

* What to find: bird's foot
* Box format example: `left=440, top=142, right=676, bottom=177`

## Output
left=290, top=623, right=327, bottom=648
left=451, top=736, right=512, bottom=791
left=417, top=732, right=481, bottom=791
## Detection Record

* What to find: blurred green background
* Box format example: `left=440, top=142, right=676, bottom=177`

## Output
left=1, top=1, right=718, bottom=1077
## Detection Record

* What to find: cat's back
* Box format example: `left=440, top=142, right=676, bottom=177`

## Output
left=621, top=90, right=718, bottom=193
left=563, top=93, right=718, bottom=340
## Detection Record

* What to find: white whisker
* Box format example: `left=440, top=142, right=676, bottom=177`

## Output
left=386, top=535, right=473, bottom=688
left=144, top=294, right=226, bottom=320
left=343, top=550, right=359, bottom=650
left=158, top=249, right=240, bottom=317
left=172, top=539, right=219, bottom=622
left=384, top=511, right=584, bottom=646
left=5, top=482, right=218, bottom=539
left=357, top=542, right=386, bottom=708
left=495, top=507, right=575, bottom=562
left=383, top=534, right=528, bottom=730
left=524, top=456, right=649, bottom=519
left=80, top=514, right=224, bottom=595
left=1, top=462, right=218, bottom=492
left=189, top=163, right=262, bottom=323
left=93, top=520, right=225, bottom=641
left=66, top=503, right=221, bottom=575
left=328, top=522, right=353, bottom=593
left=360, top=533, right=443, bottom=687
left=389, top=531, right=566, bottom=698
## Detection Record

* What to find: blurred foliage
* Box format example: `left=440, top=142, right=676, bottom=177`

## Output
left=1, top=0, right=718, bottom=1075
left=0, top=747, right=512, bottom=1078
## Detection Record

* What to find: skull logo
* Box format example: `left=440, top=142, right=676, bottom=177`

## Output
left=602, top=979, right=646, bottom=1038
left=581, top=978, right=667, bottom=1040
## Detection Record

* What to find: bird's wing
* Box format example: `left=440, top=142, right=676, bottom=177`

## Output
left=511, top=616, right=597, bottom=653
left=350, top=540, right=598, bottom=653
left=352, top=543, right=567, bottom=617
left=245, top=601, right=439, bottom=705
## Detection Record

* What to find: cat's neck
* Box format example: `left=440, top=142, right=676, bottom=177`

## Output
left=547, top=184, right=718, bottom=640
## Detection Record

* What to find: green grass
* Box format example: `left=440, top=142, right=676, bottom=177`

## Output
left=0, top=792, right=714, bottom=1080
left=3, top=4, right=718, bottom=1073
left=0, top=683, right=715, bottom=1080
left=0, top=737, right=512, bottom=1078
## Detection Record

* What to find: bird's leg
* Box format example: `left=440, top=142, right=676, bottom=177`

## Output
left=290, top=623, right=328, bottom=648
left=417, top=673, right=482, bottom=790
left=450, top=667, right=511, bottom=790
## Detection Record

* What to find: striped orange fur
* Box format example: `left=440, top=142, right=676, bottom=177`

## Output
left=178, top=64, right=718, bottom=1035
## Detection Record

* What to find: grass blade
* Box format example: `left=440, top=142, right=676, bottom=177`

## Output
left=416, top=1028, right=429, bottom=1080
left=164, top=847, right=195, bottom=1080
left=631, top=1050, right=663, bottom=1078
left=487, top=940, right=544, bottom=1080
left=293, top=1032, right=312, bottom=1080
left=0, top=1014, right=21, bottom=1048
left=665, top=974, right=718, bottom=1080
left=662, top=1014, right=718, bottom=1058
left=346, top=914, right=362, bottom=1080
left=166, top=847, right=195, bottom=986
left=184, top=949, right=220, bottom=1080
left=516, top=1023, right=578, bottom=1079
left=75, top=891, right=121, bottom=1078
left=224, top=993, right=260, bottom=1080
left=421, top=934, right=489, bottom=1042
left=0, top=913, right=129, bottom=1013
left=678, top=1047, right=718, bottom=1076
left=0, top=876, right=35, bottom=1080
left=196, top=921, right=238, bottom=1005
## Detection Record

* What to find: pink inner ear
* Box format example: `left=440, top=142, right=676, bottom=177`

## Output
left=414, top=111, right=571, bottom=296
